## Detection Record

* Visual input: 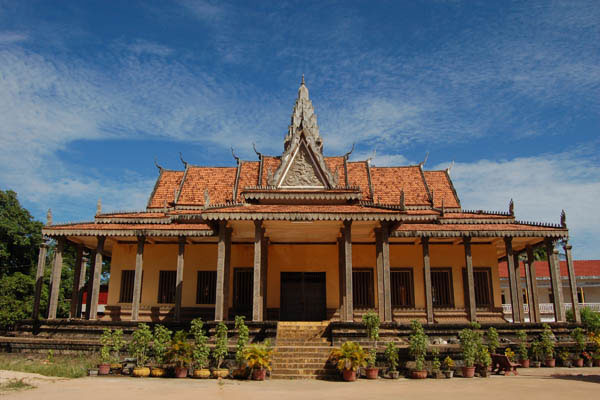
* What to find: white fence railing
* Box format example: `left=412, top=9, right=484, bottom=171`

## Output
left=502, top=303, right=600, bottom=314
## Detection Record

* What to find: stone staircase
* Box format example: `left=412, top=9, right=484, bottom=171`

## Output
left=270, top=322, right=338, bottom=380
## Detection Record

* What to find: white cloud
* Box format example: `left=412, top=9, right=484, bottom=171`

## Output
left=435, top=149, right=600, bottom=258
left=122, top=39, right=173, bottom=57
left=0, top=31, right=27, bottom=44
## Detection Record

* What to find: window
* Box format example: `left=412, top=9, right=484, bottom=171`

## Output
left=431, top=268, right=454, bottom=307
left=463, top=268, right=493, bottom=308
left=391, top=268, right=414, bottom=307
left=119, top=270, right=135, bottom=303
left=196, top=271, right=217, bottom=304
left=353, top=269, right=374, bottom=308
left=158, top=270, right=176, bottom=304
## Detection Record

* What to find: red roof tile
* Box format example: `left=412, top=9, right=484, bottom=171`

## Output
left=236, top=161, right=260, bottom=200
left=261, top=156, right=281, bottom=186
left=498, top=260, right=600, bottom=278
left=371, top=166, right=430, bottom=205
left=346, top=162, right=371, bottom=200
left=324, top=156, right=346, bottom=187
left=178, top=166, right=237, bottom=206
left=147, top=171, right=184, bottom=208
left=423, top=170, right=461, bottom=208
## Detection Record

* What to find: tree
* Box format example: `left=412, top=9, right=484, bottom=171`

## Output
left=0, top=190, right=43, bottom=276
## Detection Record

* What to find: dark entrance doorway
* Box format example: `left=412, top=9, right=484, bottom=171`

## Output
left=280, top=272, right=326, bottom=321
left=233, top=268, right=253, bottom=319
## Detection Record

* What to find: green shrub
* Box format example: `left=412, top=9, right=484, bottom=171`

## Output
left=99, top=328, right=112, bottom=364
left=129, top=323, right=152, bottom=367
left=330, top=341, right=368, bottom=372
left=516, top=330, right=528, bottom=361
left=384, top=342, right=399, bottom=372
left=167, top=330, right=192, bottom=368
left=191, top=318, right=210, bottom=369
left=581, top=307, right=600, bottom=334
left=540, top=324, right=555, bottom=360
left=234, top=316, right=249, bottom=367
left=152, top=325, right=172, bottom=365
left=212, top=322, right=228, bottom=369
left=408, top=320, right=428, bottom=371
left=487, top=327, right=500, bottom=354
left=571, top=327, right=587, bottom=355
left=459, top=327, right=478, bottom=367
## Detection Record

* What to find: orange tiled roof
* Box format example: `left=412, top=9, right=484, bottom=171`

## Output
left=370, top=166, right=430, bottom=205
left=423, top=170, right=461, bottom=208
left=324, top=156, right=346, bottom=186
left=177, top=166, right=237, bottom=206
left=147, top=170, right=184, bottom=208
left=261, top=156, right=281, bottom=186
left=236, top=161, right=260, bottom=200
left=346, top=161, right=371, bottom=200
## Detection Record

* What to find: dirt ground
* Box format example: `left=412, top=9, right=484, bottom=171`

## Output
left=1, top=368, right=598, bottom=400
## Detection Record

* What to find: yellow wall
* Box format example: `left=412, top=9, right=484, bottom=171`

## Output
left=107, top=241, right=501, bottom=311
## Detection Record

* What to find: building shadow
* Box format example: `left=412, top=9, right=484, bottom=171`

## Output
left=549, top=373, right=600, bottom=384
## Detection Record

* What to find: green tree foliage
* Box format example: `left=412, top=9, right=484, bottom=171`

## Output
left=0, top=190, right=43, bottom=276
left=0, top=272, right=39, bottom=329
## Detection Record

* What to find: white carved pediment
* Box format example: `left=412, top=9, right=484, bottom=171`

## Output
left=278, top=141, right=326, bottom=188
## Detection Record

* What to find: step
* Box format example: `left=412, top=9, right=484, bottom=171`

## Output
left=270, top=368, right=336, bottom=376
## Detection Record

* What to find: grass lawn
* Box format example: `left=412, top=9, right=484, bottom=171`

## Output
left=0, top=378, right=35, bottom=393
left=0, top=352, right=100, bottom=378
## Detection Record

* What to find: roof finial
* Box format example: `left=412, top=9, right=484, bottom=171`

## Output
left=252, top=142, right=262, bottom=159
left=446, top=160, right=454, bottom=175
left=301, top=74, right=305, bottom=85
left=231, top=147, right=240, bottom=165
left=96, top=199, right=102, bottom=216
left=560, top=209, right=567, bottom=228
left=179, top=152, right=188, bottom=168
left=154, top=157, right=164, bottom=172
left=46, top=209, right=52, bottom=226
left=509, top=198, right=514, bottom=216
left=419, top=152, right=429, bottom=169
left=343, top=143, right=355, bottom=160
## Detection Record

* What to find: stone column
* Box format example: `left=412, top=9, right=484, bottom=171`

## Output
left=48, top=238, right=65, bottom=319
left=526, top=245, right=540, bottom=323
left=70, top=245, right=84, bottom=318
left=338, top=237, right=347, bottom=321
left=215, top=221, right=232, bottom=321
left=375, top=228, right=385, bottom=320
left=32, top=243, right=49, bottom=320
left=89, top=237, right=105, bottom=320
left=343, top=220, right=353, bottom=322
left=261, top=237, right=269, bottom=320
left=131, top=236, right=145, bottom=321
left=76, top=253, right=88, bottom=318
left=546, top=239, right=565, bottom=322
left=253, top=220, right=265, bottom=322
left=463, top=237, right=477, bottom=322
left=175, top=236, right=186, bottom=322
left=563, top=242, right=580, bottom=323
left=504, top=237, right=521, bottom=323
left=422, top=237, right=434, bottom=324
left=382, top=225, right=392, bottom=322
left=85, top=251, right=96, bottom=320
left=513, top=252, right=525, bottom=323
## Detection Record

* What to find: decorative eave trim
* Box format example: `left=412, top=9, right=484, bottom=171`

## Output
left=241, top=191, right=362, bottom=201
left=365, top=160, right=374, bottom=200
left=42, top=228, right=215, bottom=237
left=232, top=160, right=242, bottom=201
left=146, top=168, right=164, bottom=209
left=391, top=229, right=569, bottom=238
left=514, top=220, right=564, bottom=229
left=174, top=164, right=189, bottom=205
left=439, top=218, right=516, bottom=224
left=95, top=217, right=173, bottom=224
left=449, top=208, right=512, bottom=216
left=200, top=212, right=405, bottom=222
left=444, top=169, right=462, bottom=208
left=419, top=165, right=434, bottom=205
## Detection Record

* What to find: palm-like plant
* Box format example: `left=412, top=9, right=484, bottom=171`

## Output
left=330, top=341, right=368, bottom=372
left=167, top=330, right=192, bottom=368
left=244, top=341, right=273, bottom=371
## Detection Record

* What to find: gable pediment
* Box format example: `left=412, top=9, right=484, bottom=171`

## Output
left=279, top=141, right=327, bottom=188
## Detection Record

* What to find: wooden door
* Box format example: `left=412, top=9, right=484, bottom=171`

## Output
left=233, top=268, right=253, bottom=319
left=280, top=272, right=326, bottom=321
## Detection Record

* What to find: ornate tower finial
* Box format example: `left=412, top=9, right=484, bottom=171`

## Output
left=561, top=209, right=567, bottom=228
left=400, top=189, right=405, bottom=211
left=96, top=199, right=102, bottom=216
left=284, top=76, right=322, bottom=152
left=509, top=198, right=514, bottom=216
left=46, top=209, right=52, bottom=226
left=301, top=74, right=305, bottom=85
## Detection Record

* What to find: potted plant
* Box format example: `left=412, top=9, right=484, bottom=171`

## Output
left=384, top=342, right=399, bottom=379
left=244, top=341, right=273, bottom=381
left=362, top=311, right=380, bottom=379
left=557, top=350, right=571, bottom=367
left=190, top=318, right=211, bottom=378
left=233, top=316, right=250, bottom=379
left=110, top=329, right=125, bottom=373
left=582, top=351, right=593, bottom=367
left=504, top=347, right=516, bottom=362
left=516, top=330, right=529, bottom=368
left=541, top=324, right=556, bottom=367
left=571, top=327, right=587, bottom=367
left=477, top=345, right=492, bottom=377
left=98, top=328, right=113, bottom=375
left=431, top=348, right=444, bottom=379
left=442, top=356, right=455, bottom=378
left=167, top=330, right=192, bottom=378
left=487, top=327, right=500, bottom=355
left=459, top=326, right=477, bottom=378
left=591, top=333, right=600, bottom=367
left=212, top=322, right=230, bottom=378
left=151, top=324, right=171, bottom=377
left=408, top=320, right=428, bottom=379
left=129, top=323, right=152, bottom=377
left=530, top=340, right=543, bottom=368
left=330, top=341, right=368, bottom=382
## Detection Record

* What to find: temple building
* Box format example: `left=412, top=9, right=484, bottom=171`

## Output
left=38, top=78, right=579, bottom=326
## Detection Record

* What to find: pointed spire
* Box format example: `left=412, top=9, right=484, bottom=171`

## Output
left=285, top=75, right=322, bottom=153
left=301, top=74, right=305, bottom=85
left=561, top=209, right=567, bottom=228
left=46, top=209, right=52, bottom=226
left=96, top=199, right=102, bottom=216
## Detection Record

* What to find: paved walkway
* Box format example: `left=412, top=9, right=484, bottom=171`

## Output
left=1, top=368, right=599, bottom=400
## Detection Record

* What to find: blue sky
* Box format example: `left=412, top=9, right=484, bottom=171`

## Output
left=0, top=0, right=598, bottom=257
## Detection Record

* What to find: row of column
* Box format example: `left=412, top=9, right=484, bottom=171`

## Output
left=504, top=238, right=580, bottom=324
left=33, top=237, right=105, bottom=321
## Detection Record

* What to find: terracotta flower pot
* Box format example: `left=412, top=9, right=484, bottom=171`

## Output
left=132, top=366, right=151, bottom=377
left=212, top=369, right=230, bottom=378
left=365, top=367, right=379, bottom=379
left=521, top=359, right=530, bottom=368
left=444, top=370, right=454, bottom=378
left=411, top=370, right=427, bottom=379
left=462, top=366, right=476, bottom=378
left=342, top=369, right=356, bottom=382
left=98, top=363, right=111, bottom=375
left=593, top=359, right=600, bottom=367
left=193, top=369, right=211, bottom=379
left=151, top=367, right=165, bottom=377
left=544, top=359, right=556, bottom=368
left=573, top=359, right=584, bottom=367
left=174, top=366, right=188, bottom=378
left=252, top=368, right=267, bottom=381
